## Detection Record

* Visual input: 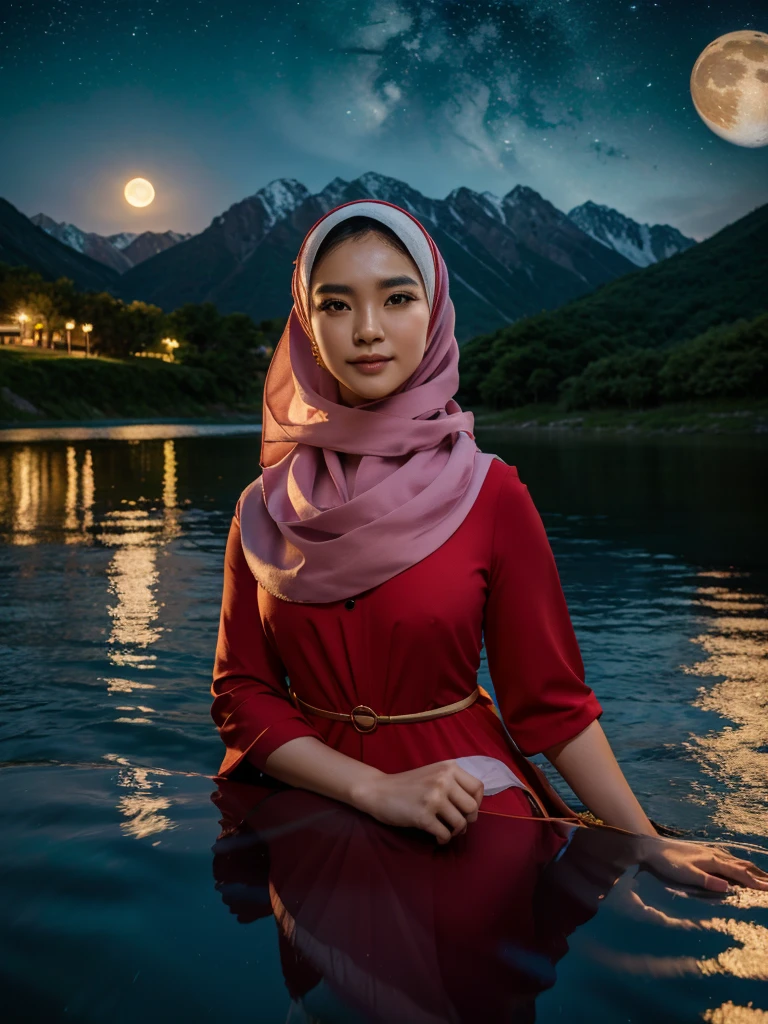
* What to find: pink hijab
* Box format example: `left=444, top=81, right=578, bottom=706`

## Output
left=239, top=199, right=501, bottom=604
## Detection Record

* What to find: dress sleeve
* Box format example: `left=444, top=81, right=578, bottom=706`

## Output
left=482, top=465, right=603, bottom=757
left=211, top=500, right=325, bottom=778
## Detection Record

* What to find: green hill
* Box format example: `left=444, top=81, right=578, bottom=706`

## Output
left=458, top=202, right=768, bottom=409
left=0, top=347, right=261, bottom=422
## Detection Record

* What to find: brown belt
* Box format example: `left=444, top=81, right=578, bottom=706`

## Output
left=289, top=685, right=480, bottom=735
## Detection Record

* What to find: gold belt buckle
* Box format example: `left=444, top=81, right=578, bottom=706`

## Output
left=350, top=704, right=379, bottom=734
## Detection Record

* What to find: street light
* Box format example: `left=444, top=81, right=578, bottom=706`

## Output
left=65, top=320, right=75, bottom=356
left=17, top=312, right=29, bottom=343
left=161, top=337, right=179, bottom=361
left=81, top=323, right=93, bottom=358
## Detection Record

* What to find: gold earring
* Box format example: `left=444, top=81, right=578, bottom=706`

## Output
left=310, top=336, right=327, bottom=370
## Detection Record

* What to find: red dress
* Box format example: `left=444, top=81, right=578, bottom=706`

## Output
left=211, top=457, right=603, bottom=819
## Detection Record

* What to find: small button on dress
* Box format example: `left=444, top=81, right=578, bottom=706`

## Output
left=211, top=457, right=603, bottom=819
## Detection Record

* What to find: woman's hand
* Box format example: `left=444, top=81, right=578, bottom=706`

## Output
left=640, top=837, right=768, bottom=893
left=350, top=760, right=484, bottom=844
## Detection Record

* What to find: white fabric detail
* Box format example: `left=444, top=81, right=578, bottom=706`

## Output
left=300, top=201, right=436, bottom=311
left=456, top=757, right=581, bottom=854
left=454, top=755, right=530, bottom=796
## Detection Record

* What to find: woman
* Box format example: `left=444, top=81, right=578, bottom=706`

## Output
left=211, top=198, right=767, bottom=893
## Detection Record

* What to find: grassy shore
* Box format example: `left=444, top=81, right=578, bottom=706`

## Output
left=0, top=346, right=262, bottom=424
left=472, top=397, right=768, bottom=435
left=1, top=346, right=766, bottom=435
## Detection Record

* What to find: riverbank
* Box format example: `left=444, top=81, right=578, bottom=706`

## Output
left=472, top=398, right=768, bottom=435
left=3, top=401, right=766, bottom=437
left=0, top=347, right=263, bottom=423
left=0, top=412, right=263, bottom=432
left=1, top=348, right=766, bottom=435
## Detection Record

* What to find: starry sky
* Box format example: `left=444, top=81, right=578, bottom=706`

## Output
left=1, top=0, right=766, bottom=241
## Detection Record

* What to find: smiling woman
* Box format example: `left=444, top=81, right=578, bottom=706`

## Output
left=211, top=197, right=768, bottom=896
left=307, top=215, right=431, bottom=407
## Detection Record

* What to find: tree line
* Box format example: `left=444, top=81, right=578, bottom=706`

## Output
left=457, top=203, right=767, bottom=411
left=458, top=310, right=768, bottom=411
left=0, top=264, right=286, bottom=403
left=3, top=258, right=766, bottom=415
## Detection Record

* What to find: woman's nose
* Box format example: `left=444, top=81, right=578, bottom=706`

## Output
left=354, top=306, right=384, bottom=341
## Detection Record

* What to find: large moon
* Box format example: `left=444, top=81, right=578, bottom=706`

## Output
left=690, top=30, right=768, bottom=147
left=124, top=177, right=156, bottom=208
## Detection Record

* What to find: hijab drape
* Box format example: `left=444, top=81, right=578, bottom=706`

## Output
left=239, top=198, right=500, bottom=603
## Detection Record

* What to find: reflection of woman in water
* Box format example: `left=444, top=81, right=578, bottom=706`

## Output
left=211, top=776, right=648, bottom=1022
left=211, top=199, right=767, bottom=894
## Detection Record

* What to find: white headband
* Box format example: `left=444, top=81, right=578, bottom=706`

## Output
left=300, top=201, right=436, bottom=311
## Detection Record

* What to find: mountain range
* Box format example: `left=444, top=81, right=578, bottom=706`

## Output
left=567, top=201, right=696, bottom=268
left=0, top=198, right=120, bottom=293
left=1, top=173, right=697, bottom=342
left=30, top=214, right=192, bottom=274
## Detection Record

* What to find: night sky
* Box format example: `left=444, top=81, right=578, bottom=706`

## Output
left=1, top=0, right=766, bottom=241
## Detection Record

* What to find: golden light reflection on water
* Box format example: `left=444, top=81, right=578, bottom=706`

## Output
left=9, top=444, right=98, bottom=543
left=106, top=544, right=162, bottom=664
left=9, top=447, right=41, bottom=542
left=0, top=439, right=186, bottom=840
left=0, top=436, right=183, bottom=684
left=103, top=754, right=175, bottom=840
left=81, top=448, right=94, bottom=533
left=63, top=446, right=77, bottom=534
left=105, top=677, right=156, bottom=694
left=163, top=438, right=177, bottom=508
left=680, top=571, right=768, bottom=838
left=592, top=911, right=768, bottom=982
left=578, top=565, right=768, bottom=1002
left=0, top=438, right=183, bottom=546
left=95, top=442, right=181, bottom=838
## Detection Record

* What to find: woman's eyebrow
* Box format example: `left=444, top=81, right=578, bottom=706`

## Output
left=313, top=275, right=420, bottom=295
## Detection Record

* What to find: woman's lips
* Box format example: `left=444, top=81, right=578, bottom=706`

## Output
left=349, top=359, right=392, bottom=374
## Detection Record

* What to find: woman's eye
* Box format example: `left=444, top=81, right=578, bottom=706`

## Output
left=318, top=294, right=415, bottom=311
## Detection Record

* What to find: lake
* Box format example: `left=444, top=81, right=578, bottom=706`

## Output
left=0, top=422, right=766, bottom=1023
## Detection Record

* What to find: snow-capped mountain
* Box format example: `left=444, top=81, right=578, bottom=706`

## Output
left=567, top=201, right=696, bottom=267
left=251, top=178, right=312, bottom=230
left=30, top=214, right=191, bottom=272
left=209, top=178, right=312, bottom=250
left=11, top=174, right=698, bottom=341
left=30, top=213, right=133, bottom=273
left=118, top=172, right=641, bottom=341
left=446, top=183, right=629, bottom=282
left=120, top=230, right=192, bottom=267
left=115, top=178, right=318, bottom=312
left=108, top=232, right=138, bottom=251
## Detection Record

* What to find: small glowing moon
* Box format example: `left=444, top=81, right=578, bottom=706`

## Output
left=124, top=177, right=155, bottom=207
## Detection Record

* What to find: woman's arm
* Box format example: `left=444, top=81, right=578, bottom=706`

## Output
left=264, top=735, right=381, bottom=805
left=542, top=720, right=657, bottom=836
left=481, top=466, right=650, bottom=836
left=543, top=717, right=768, bottom=893
left=264, top=737, right=486, bottom=846
left=482, top=465, right=605, bottom=757
left=211, top=503, right=326, bottom=777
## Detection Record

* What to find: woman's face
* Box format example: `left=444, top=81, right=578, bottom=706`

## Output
left=308, top=232, right=431, bottom=406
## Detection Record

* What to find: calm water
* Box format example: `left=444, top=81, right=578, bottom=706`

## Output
left=1, top=423, right=767, bottom=1023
